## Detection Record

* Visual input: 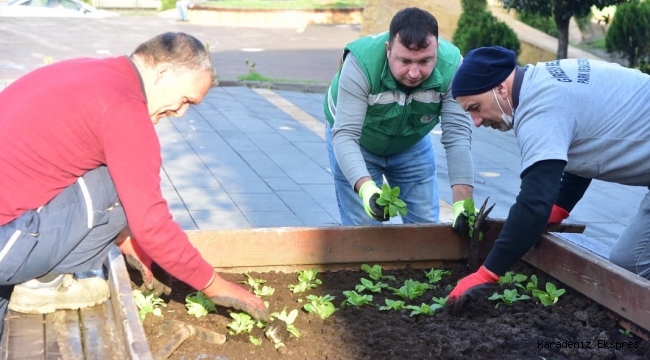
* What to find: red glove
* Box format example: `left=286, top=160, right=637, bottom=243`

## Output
left=548, top=204, right=569, bottom=224
left=447, top=265, right=499, bottom=315
left=117, top=230, right=172, bottom=297
left=202, top=271, right=270, bottom=322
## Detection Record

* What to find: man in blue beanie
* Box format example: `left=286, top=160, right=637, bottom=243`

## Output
left=324, top=7, right=475, bottom=226
left=445, top=45, right=650, bottom=314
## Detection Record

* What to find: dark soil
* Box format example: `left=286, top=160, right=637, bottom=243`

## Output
left=139, top=261, right=650, bottom=360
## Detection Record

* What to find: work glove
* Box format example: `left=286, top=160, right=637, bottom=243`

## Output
left=446, top=265, right=499, bottom=315
left=548, top=204, right=569, bottom=224
left=451, top=200, right=479, bottom=236
left=118, top=233, right=172, bottom=297
left=202, top=271, right=270, bottom=322
left=359, top=180, right=389, bottom=222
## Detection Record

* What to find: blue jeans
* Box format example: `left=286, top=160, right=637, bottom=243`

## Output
left=326, top=124, right=440, bottom=226
left=176, top=0, right=189, bottom=20
left=609, top=189, right=650, bottom=279
left=0, top=166, right=127, bottom=334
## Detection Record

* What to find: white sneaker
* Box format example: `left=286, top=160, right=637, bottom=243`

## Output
left=8, top=273, right=110, bottom=314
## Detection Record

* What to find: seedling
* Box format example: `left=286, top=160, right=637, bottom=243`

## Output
left=185, top=291, right=216, bottom=318
left=498, top=271, right=528, bottom=286
left=270, top=307, right=300, bottom=339
left=360, top=264, right=396, bottom=281
left=531, top=282, right=566, bottom=306
left=462, top=198, right=481, bottom=240
left=226, top=312, right=256, bottom=335
left=133, top=289, right=166, bottom=321
left=288, top=269, right=322, bottom=294
left=404, top=302, right=444, bottom=317
left=619, top=328, right=634, bottom=338
left=341, top=290, right=373, bottom=307
left=376, top=184, right=408, bottom=218
left=355, top=278, right=388, bottom=293
left=424, top=268, right=451, bottom=284
left=431, top=296, right=447, bottom=307
left=379, top=299, right=405, bottom=311
left=303, top=294, right=337, bottom=320
left=388, top=279, right=432, bottom=301
left=249, top=335, right=262, bottom=345
left=241, top=273, right=275, bottom=297
left=516, top=274, right=539, bottom=293
left=488, top=289, right=530, bottom=308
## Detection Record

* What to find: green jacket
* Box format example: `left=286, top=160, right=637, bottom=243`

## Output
left=324, top=32, right=461, bottom=155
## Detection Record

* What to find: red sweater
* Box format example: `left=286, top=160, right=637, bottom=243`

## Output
left=0, top=56, right=213, bottom=290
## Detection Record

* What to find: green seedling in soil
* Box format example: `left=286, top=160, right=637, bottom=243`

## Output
left=241, top=273, right=275, bottom=297
left=516, top=274, right=539, bottom=293
left=488, top=289, right=530, bottom=308
left=303, top=294, right=337, bottom=320
left=531, top=282, right=566, bottom=306
left=379, top=299, right=405, bottom=311
left=431, top=296, right=448, bottom=307
left=404, top=302, right=444, bottom=317
left=360, top=264, right=396, bottom=281
left=226, top=312, right=256, bottom=335
left=249, top=335, right=262, bottom=345
left=498, top=271, right=528, bottom=286
left=270, top=307, right=301, bottom=339
left=619, top=328, right=634, bottom=338
left=288, top=269, right=322, bottom=294
left=445, top=284, right=454, bottom=292
left=462, top=198, right=482, bottom=241
left=133, top=289, right=166, bottom=321
left=376, top=184, right=408, bottom=218
left=341, top=290, right=374, bottom=307
left=388, top=279, right=432, bottom=301
left=355, top=278, right=388, bottom=293
left=424, top=268, right=452, bottom=284
left=185, top=291, right=216, bottom=318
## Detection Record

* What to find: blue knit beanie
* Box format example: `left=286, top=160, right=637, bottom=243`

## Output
left=451, top=46, right=517, bottom=99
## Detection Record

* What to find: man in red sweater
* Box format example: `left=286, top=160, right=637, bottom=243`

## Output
left=0, top=32, right=269, bottom=334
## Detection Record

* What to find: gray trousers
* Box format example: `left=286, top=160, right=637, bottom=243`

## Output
left=0, top=166, right=126, bottom=334
left=609, top=189, right=650, bottom=279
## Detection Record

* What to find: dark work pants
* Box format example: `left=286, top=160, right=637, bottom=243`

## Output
left=0, top=166, right=126, bottom=342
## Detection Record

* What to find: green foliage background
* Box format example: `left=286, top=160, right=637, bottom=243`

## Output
left=453, top=0, right=521, bottom=56
left=606, top=0, right=650, bottom=71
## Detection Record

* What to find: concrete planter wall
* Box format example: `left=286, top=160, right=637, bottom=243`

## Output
left=190, top=6, right=363, bottom=28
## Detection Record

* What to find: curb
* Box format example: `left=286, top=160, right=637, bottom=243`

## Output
left=217, top=79, right=329, bottom=94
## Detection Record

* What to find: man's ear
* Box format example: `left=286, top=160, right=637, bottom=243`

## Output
left=154, top=62, right=174, bottom=84
left=385, top=41, right=390, bottom=57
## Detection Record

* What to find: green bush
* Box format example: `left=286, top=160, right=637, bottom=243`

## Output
left=160, top=0, right=177, bottom=11
left=605, top=0, right=650, bottom=67
left=518, top=13, right=558, bottom=38
left=453, top=4, right=521, bottom=57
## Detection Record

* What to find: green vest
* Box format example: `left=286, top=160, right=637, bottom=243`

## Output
left=324, top=32, right=461, bottom=155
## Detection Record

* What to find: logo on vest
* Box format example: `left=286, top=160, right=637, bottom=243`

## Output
left=420, top=115, right=435, bottom=124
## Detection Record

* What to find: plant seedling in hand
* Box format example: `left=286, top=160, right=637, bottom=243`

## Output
left=185, top=291, right=216, bottom=318
left=341, top=290, right=373, bottom=307
left=133, top=289, right=166, bottom=321
left=388, top=279, right=432, bottom=301
left=288, top=269, right=322, bottom=294
left=498, top=271, right=528, bottom=286
left=355, top=278, right=388, bottom=293
left=376, top=184, right=408, bottom=218
left=379, top=299, right=405, bottom=311
left=269, top=307, right=300, bottom=339
left=488, top=289, right=530, bottom=308
left=360, top=264, right=396, bottom=281
left=424, top=268, right=451, bottom=284
left=531, top=281, right=566, bottom=306
left=404, top=302, right=444, bottom=317
left=303, top=294, right=337, bottom=320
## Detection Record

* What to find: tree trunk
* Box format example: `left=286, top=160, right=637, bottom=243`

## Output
left=554, top=12, right=571, bottom=59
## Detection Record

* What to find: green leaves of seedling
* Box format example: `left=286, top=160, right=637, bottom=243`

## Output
left=498, top=271, right=528, bottom=286
left=424, top=268, right=451, bottom=284
left=531, top=282, right=566, bottom=306
left=288, top=269, right=322, bottom=294
left=185, top=291, right=216, bottom=318
left=388, top=279, right=432, bottom=301
left=379, top=299, right=405, bottom=311
left=376, top=184, right=408, bottom=218
left=226, top=312, right=256, bottom=335
left=462, top=198, right=483, bottom=241
left=355, top=278, right=388, bottom=293
left=133, top=289, right=166, bottom=321
left=360, top=264, right=396, bottom=281
left=241, top=273, right=276, bottom=297
left=404, top=302, right=444, bottom=317
left=303, top=294, right=337, bottom=320
left=341, top=290, right=373, bottom=307
left=488, top=289, right=530, bottom=308
left=270, top=307, right=301, bottom=338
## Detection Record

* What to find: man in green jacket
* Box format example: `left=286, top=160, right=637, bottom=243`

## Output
left=324, top=7, right=475, bottom=225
